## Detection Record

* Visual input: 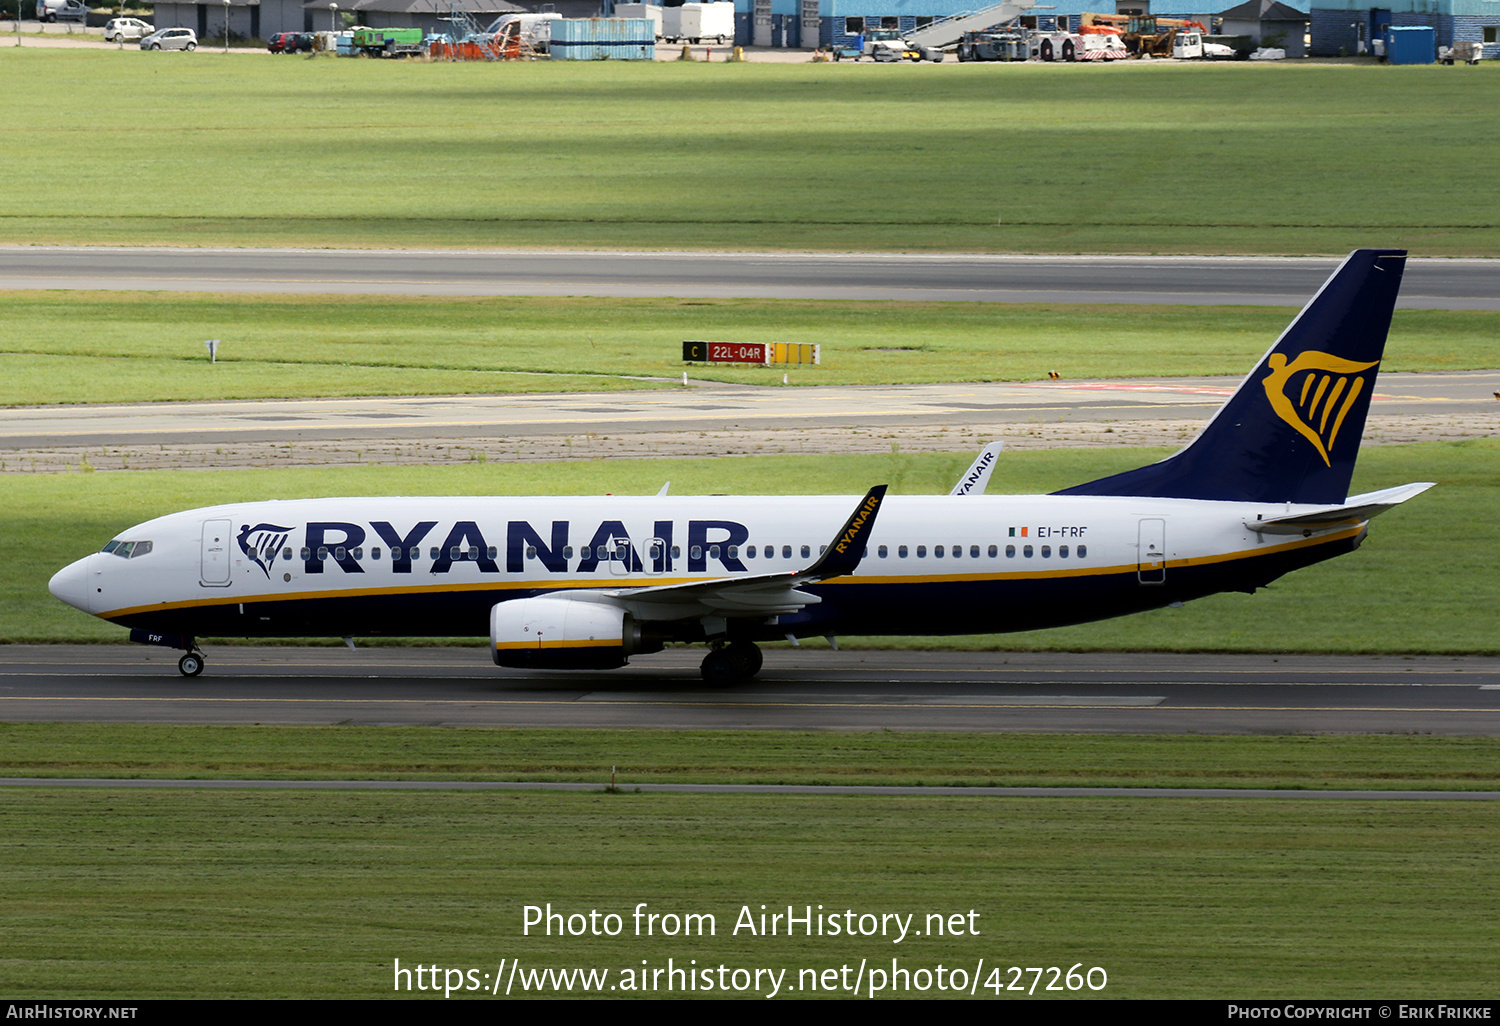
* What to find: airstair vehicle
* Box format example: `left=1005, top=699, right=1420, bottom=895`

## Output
left=901, top=0, right=1038, bottom=51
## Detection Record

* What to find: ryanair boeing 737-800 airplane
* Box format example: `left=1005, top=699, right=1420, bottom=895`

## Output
left=49, top=249, right=1430, bottom=684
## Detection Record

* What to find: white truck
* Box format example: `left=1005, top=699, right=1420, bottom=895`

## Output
left=863, top=27, right=943, bottom=61
left=661, top=2, right=734, bottom=44
left=1172, top=31, right=1237, bottom=59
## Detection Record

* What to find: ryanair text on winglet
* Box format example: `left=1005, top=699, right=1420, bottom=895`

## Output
left=833, top=494, right=882, bottom=555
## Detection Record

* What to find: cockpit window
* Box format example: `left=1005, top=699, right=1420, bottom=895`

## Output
left=102, top=540, right=153, bottom=559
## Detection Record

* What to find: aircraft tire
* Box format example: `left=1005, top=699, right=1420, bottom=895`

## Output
left=726, top=641, right=763, bottom=678
left=178, top=652, right=204, bottom=677
left=700, top=648, right=740, bottom=686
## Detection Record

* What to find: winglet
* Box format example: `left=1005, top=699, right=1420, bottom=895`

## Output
left=801, top=485, right=887, bottom=581
left=950, top=441, right=1003, bottom=496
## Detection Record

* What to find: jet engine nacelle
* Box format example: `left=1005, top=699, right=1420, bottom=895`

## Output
left=490, top=596, right=651, bottom=669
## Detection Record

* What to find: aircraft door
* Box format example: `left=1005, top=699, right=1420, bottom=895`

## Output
left=644, top=537, right=666, bottom=576
left=607, top=537, right=635, bottom=577
left=201, top=518, right=233, bottom=587
left=1137, top=518, right=1165, bottom=584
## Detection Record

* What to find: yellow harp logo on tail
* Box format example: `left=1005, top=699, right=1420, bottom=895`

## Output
left=1261, top=352, right=1380, bottom=467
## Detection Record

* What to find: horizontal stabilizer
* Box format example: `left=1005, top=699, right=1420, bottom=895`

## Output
left=1246, top=482, right=1434, bottom=534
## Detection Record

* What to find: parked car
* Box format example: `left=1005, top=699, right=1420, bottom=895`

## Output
left=140, top=27, right=198, bottom=50
left=35, top=0, right=88, bottom=23
left=267, top=31, right=315, bottom=53
left=105, top=17, right=156, bottom=42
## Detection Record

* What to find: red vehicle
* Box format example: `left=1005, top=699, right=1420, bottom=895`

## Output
left=268, top=32, right=315, bottom=53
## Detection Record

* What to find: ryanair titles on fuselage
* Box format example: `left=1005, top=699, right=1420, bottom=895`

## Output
left=240, top=518, right=755, bottom=579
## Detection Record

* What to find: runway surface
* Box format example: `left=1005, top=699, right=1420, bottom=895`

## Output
left=3, top=647, right=1496, bottom=734
left=3, top=247, right=1498, bottom=309
left=4, top=371, right=1495, bottom=451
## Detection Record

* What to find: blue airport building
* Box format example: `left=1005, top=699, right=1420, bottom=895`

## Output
left=712, top=0, right=1500, bottom=58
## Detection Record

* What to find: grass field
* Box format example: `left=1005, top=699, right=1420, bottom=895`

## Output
left=5, top=724, right=1499, bottom=789
left=8, top=442, right=1496, bottom=651
left=3, top=291, right=1498, bottom=404
left=3, top=786, right=1497, bottom=998
left=4, top=51, right=1499, bottom=254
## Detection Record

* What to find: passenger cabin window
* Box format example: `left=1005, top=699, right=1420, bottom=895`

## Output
left=782, top=545, right=791, bottom=559
left=1078, top=544, right=1088, bottom=558
left=1006, top=544, right=1015, bottom=558
left=801, top=545, right=811, bottom=559
left=916, top=545, right=927, bottom=558
left=878, top=545, right=888, bottom=558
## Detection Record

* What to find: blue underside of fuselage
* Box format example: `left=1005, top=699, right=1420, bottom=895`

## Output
left=108, top=535, right=1355, bottom=643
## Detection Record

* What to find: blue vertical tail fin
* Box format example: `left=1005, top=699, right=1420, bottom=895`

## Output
left=1056, top=248, right=1406, bottom=505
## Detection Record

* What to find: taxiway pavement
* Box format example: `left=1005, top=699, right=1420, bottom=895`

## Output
left=3, top=247, right=1498, bottom=309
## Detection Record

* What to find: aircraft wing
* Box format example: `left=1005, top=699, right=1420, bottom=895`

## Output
left=594, top=485, right=888, bottom=619
left=1246, top=482, right=1434, bottom=534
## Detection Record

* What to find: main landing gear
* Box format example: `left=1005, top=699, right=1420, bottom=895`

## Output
left=700, top=641, right=762, bottom=686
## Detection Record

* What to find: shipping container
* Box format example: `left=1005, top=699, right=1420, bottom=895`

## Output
left=550, top=18, right=656, bottom=59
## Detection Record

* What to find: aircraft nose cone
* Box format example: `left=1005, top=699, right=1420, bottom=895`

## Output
left=49, top=558, right=91, bottom=614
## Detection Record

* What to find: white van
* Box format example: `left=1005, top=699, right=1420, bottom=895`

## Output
left=37, top=0, right=89, bottom=22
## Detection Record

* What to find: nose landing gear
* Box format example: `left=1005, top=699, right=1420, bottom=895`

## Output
left=178, top=649, right=205, bottom=677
